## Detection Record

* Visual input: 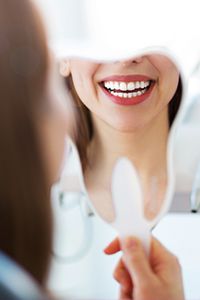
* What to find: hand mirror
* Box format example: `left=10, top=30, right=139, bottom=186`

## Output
left=35, top=0, right=188, bottom=259
left=57, top=51, right=185, bottom=253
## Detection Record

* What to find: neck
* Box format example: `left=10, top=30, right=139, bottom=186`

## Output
left=87, top=108, right=169, bottom=180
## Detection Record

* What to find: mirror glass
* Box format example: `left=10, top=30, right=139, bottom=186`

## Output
left=63, top=54, right=183, bottom=222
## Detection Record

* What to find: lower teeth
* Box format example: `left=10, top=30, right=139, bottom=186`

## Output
left=110, top=88, right=147, bottom=98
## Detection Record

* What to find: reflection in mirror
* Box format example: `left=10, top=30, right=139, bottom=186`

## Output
left=62, top=53, right=183, bottom=222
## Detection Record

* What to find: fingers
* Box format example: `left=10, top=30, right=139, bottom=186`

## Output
left=105, top=236, right=153, bottom=285
left=113, top=258, right=133, bottom=299
left=122, top=237, right=153, bottom=285
left=113, top=258, right=133, bottom=287
left=119, top=286, right=133, bottom=300
left=109, top=236, right=183, bottom=300
left=104, top=237, right=121, bottom=255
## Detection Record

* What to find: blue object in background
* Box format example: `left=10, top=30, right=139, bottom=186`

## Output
left=0, top=251, right=48, bottom=300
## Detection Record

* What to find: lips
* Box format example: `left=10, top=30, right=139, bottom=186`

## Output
left=99, top=75, right=155, bottom=106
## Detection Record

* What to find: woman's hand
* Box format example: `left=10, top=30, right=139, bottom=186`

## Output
left=104, top=237, right=185, bottom=300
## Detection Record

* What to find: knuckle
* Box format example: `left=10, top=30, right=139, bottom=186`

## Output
left=129, top=251, right=142, bottom=264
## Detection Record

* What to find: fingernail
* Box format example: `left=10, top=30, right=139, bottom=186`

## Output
left=103, top=248, right=108, bottom=254
left=103, top=243, right=111, bottom=253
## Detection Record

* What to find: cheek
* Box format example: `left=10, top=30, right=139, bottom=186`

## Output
left=71, top=72, right=97, bottom=111
left=157, top=64, right=179, bottom=106
left=163, top=70, right=179, bottom=105
left=70, top=62, right=100, bottom=105
left=70, top=61, right=98, bottom=87
left=143, top=55, right=180, bottom=105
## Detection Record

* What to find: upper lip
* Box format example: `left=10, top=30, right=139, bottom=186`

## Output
left=99, top=74, right=155, bottom=83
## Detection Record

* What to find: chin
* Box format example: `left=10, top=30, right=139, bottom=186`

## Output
left=109, top=121, right=146, bottom=133
left=105, top=113, right=144, bottom=131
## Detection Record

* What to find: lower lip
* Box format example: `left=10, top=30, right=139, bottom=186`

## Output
left=100, top=82, right=155, bottom=106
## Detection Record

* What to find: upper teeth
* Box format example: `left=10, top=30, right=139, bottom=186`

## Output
left=104, top=80, right=150, bottom=91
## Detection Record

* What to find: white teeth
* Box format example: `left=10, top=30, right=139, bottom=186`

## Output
left=127, top=82, right=135, bottom=90
left=105, top=82, right=110, bottom=89
left=103, top=80, right=150, bottom=92
left=114, top=82, right=120, bottom=90
left=135, top=81, right=140, bottom=89
left=109, top=81, right=114, bottom=90
left=103, top=79, right=151, bottom=99
left=110, top=88, right=147, bottom=99
left=140, top=81, right=145, bottom=88
left=119, top=82, right=127, bottom=91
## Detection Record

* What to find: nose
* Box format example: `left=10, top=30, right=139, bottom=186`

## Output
left=115, top=56, right=143, bottom=66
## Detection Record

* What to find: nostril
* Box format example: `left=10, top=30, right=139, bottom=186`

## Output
left=132, top=56, right=143, bottom=64
left=115, top=56, right=143, bottom=66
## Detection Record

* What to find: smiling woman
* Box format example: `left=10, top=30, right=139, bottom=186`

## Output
left=62, top=54, right=182, bottom=221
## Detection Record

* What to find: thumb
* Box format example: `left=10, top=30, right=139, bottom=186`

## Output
left=122, top=237, right=153, bottom=285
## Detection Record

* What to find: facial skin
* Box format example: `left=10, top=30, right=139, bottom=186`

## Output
left=69, top=55, right=179, bottom=132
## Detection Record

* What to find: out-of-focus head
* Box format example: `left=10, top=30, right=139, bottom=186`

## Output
left=0, top=0, right=72, bottom=286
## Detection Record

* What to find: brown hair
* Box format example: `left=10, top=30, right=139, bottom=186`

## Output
left=67, top=75, right=182, bottom=171
left=0, top=0, right=52, bottom=286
